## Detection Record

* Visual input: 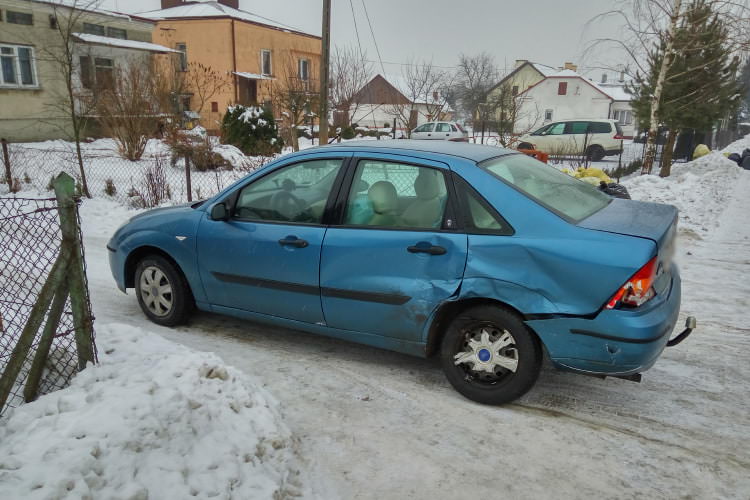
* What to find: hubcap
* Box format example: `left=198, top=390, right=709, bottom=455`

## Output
left=453, top=325, right=519, bottom=383
left=139, top=266, right=173, bottom=317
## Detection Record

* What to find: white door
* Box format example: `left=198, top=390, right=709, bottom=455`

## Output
left=411, top=122, right=435, bottom=139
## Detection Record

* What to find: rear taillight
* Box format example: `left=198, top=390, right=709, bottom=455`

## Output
left=613, top=134, right=624, bottom=140
left=605, top=256, right=658, bottom=309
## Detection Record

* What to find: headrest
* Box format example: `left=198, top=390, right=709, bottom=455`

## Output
left=414, top=171, right=440, bottom=200
left=368, top=181, right=398, bottom=213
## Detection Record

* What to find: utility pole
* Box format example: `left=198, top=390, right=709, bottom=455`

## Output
left=318, top=0, right=331, bottom=145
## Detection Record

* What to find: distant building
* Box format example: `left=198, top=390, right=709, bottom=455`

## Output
left=486, top=60, right=636, bottom=138
left=349, top=74, right=453, bottom=130
left=0, top=0, right=175, bottom=142
left=142, top=0, right=321, bottom=131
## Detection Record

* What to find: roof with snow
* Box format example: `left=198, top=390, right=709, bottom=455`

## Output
left=595, top=83, right=633, bottom=101
left=139, top=1, right=318, bottom=38
left=72, top=33, right=180, bottom=54
left=528, top=62, right=558, bottom=77
left=381, top=74, right=451, bottom=108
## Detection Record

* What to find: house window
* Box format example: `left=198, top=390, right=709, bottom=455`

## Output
left=298, top=58, right=309, bottom=81
left=7, top=11, right=33, bottom=25
left=107, top=27, right=127, bottom=40
left=557, top=82, right=567, bottom=95
left=211, top=101, right=219, bottom=112
left=544, top=109, right=553, bottom=121
left=181, top=97, right=191, bottom=111
left=511, top=85, right=518, bottom=96
left=0, top=45, right=37, bottom=87
left=83, top=22, right=105, bottom=36
left=176, top=43, right=187, bottom=71
left=613, top=109, right=633, bottom=126
left=80, top=56, right=114, bottom=90
left=49, top=15, right=58, bottom=29
left=261, top=49, right=272, bottom=76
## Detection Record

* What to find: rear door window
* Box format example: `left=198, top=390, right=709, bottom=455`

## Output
left=565, top=122, right=590, bottom=135
left=435, top=123, right=451, bottom=132
left=454, top=176, right=513, bottom=235
left=590, top=122, right=612, bottom=133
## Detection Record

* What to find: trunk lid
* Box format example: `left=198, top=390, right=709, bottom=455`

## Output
left=579, top=199, right=678, bottom=296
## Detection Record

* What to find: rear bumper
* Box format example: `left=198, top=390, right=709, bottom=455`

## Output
left=526, top=268, right=682, bottom=376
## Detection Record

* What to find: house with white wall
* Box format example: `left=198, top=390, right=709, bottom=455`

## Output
left=488, top=61, right=637, bottom=138
left=348, top=74, right=453, bottom=131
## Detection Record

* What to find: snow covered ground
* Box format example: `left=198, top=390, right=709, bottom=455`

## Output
left=3, top=136, right=750, bottom=499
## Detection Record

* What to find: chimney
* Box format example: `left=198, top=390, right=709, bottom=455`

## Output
left=160, top=0, right=186, bottom=8
left=601, top=73, right=607, bottom=83
left=514, top=59, right=528, bottom=69
left=563, top=62, right=578, bottom=72
left=218, top=0, right=239, bottom=8
left=619, top=71, right=625, bottom=83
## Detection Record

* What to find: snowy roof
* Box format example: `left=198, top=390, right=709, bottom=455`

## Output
left=27, top=0, right=153, bottom=23
left=529, top=62, right=558, bottom=76
left=381, top=74, right=448, bottom=106
left=72, top=33, right=180, bottom=53
left=547, top=69, right=580, bottom=78
left=595, top=83, right=632, bottom=101
left=139, top=1, right=317, bottom=38
left=233, top=71, right=274, bottom=80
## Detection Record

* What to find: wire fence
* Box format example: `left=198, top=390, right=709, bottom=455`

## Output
left=1, top=140, right=271, bottom=207
left=0, top=188, right=95, bottom=416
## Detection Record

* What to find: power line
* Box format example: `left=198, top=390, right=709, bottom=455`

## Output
left=366, top=59, right=458, bottom=70
left=348, top=0, right=365, bottom=61
left=360, top=0, right=386, bottom=75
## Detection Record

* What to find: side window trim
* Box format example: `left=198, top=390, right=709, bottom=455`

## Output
left=450, top=172, right=515, bottom=236
left=332, top=156, right=460, bottom=232
left=227, top=155, right=350, bottom=227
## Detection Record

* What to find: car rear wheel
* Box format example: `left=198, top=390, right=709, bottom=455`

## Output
left=586, top=145, right=606, bottom=161
left=440, top=305, right=542, bottom=405
left=135, top=255, right=193, bottom=326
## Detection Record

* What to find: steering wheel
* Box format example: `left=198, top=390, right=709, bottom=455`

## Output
left=270, top=190, right=305, bottom=220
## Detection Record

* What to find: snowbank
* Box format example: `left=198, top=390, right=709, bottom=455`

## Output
left=623, top=148, right=745, bottom=238
left=0, top=324, right=306, bottom=499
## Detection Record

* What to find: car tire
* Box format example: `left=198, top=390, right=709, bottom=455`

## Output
left=586, top=145, right=606, bottom=161
left=517, top=142, right=534, bottom=150
left=135, top=255, right=193, bottom=326
left=440, top=305, right=542, bottom=405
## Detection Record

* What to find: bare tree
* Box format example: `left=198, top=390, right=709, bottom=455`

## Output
left=386, top=59, right=450, bottom=136
left=488, top=83, right=543, bottom=148
left=330, top=46, right=372, bottom=127
left=95, top=58, right=167, bottom=161
left=30, top=0, right=105, bottom=197
left=586, top=0, right=750, bottom=174
left=270, top=59, right=319, bottom=151
left=184, top=62, right=231, bottom=118
left=454, top=52, right=499, bottom=127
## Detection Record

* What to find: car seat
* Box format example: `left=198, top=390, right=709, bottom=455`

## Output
left=367, top=181, right=399, bottom=226
left=401, top=170, right=444, bottom=228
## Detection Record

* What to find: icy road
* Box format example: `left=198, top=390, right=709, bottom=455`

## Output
left=80, top=159, right=750, bottom=499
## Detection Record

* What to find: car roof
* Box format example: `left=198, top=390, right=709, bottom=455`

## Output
left=308, top=140, right=516, bottom=163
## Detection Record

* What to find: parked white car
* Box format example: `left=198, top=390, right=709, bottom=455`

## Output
left=517, top=119, right=624, bottom=160
left=411, top=122, right=468, bottom=141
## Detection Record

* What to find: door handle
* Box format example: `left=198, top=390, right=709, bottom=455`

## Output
left=278, top=236, right=308, bottom=248
left=407, top=243, right=446, bottom=255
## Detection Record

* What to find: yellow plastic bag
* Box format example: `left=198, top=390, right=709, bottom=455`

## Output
left=693, top=144, right=710, bottom=159
left=573, top=167, right=611, bottom=183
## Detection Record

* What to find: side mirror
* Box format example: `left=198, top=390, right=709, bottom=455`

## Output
left=210, top=202, right=229, bottom=221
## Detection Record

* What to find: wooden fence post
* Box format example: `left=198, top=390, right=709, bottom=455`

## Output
left=0, top=250, right=71, bottom=411
left=1, top=138, right=11, bottom=186
left=23, top=283, right=69, bottom=402
left=53, top=172, right=95, bottom=370
left=184, top=154, right=193, bottom=202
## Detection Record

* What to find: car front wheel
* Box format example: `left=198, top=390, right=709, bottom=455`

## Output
left=440, top=305, right=542, bottom=405
left=135, top=255, right=193, bottom=326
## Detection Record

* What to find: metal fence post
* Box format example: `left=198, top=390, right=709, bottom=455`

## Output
left=184, top=154, right=193, bottom=202
left=1, top=138, right=11, bottom=186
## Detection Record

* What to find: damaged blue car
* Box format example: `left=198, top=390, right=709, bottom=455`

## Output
left=107, top=141, right=694, bottom=404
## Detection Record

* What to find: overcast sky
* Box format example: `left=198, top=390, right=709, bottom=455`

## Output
left=98, top=0, right=623, bottom=75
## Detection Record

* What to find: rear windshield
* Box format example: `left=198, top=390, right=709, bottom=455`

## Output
left=479, top=154, right=611, bottom=222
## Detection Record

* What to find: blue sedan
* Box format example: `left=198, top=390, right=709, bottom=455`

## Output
left=108, top=141, right=693, bottom=404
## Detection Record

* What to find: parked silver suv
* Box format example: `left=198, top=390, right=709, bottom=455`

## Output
left=517, top=119, right=625, bottom=160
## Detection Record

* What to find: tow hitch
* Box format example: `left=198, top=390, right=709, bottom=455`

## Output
left=667, top=316, right=696, bottom=347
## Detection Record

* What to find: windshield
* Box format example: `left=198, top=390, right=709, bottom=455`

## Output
left=479, top=154, right=611, bottom=222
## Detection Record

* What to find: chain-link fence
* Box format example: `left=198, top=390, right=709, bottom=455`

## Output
left=0, top=182, right=95, bottom=416
left=1, top=140, right=270, bottom=207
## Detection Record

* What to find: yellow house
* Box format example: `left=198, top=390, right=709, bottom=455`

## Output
left=142, top=0, right=322, bottom=131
